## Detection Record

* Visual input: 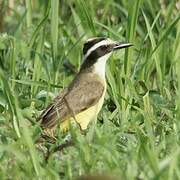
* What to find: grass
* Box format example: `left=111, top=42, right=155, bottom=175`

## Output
left=0, top=0, right=180, bottom=179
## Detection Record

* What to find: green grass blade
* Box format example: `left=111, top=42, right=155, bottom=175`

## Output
left=0, top=68, right=21, bottom=138
left=142, top=11, right=162, bottom=88
left=124, top=0, right=141, bottom=76
left=28, top=4, right=50, bottom=47
left=76, top=0, right=96, bottom=35
left=51, top=0, right=59, bottom=76
left=25, top=0, right=32, bottom=28
left=30, top=32, right=44, bottom=96
left=151, top=14, right=180, bottom=56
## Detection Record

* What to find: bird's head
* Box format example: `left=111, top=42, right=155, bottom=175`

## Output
left=81, top=37, right=132, bottom=71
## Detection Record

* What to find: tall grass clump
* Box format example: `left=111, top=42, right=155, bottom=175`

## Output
left=0, top=0, right=179, bottom=179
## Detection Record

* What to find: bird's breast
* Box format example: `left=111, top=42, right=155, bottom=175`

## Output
left=75, top=86, right=106, bottom=130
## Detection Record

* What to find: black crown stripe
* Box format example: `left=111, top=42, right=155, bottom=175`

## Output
left=83, top=37, right=106, bottom=55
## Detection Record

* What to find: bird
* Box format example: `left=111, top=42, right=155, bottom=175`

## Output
left=38, top=37, right=132, bottom=139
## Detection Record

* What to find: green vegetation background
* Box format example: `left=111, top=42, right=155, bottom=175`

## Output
left=0, top=0, right=179, bottom=179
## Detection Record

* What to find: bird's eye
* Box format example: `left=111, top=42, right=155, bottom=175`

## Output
left=101, top=45, right=108, bottom=50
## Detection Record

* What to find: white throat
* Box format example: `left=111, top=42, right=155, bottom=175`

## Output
left=93, top=53, right=111, bottom=79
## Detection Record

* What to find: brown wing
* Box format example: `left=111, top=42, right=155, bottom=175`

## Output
left=38, top=88, right=69, bottom=128
left=39, top=73, right=104, bottom=129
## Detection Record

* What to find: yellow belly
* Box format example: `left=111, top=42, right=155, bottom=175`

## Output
left=60, top=91, right=105, bottom=131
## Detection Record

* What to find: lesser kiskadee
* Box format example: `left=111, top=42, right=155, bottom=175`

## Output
left=38, top=37, right=132, bottom=138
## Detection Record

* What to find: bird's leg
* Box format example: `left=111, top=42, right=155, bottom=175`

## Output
left=45, top=138, right=74, bottom=162
left=80, top=128, right=88, bottom=135
left=53, top=139, right=74, bottom=153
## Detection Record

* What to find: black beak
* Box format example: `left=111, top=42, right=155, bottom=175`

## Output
left=113, top=42, right=133, bottom=51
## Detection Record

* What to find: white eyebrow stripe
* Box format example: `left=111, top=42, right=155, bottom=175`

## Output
left=83, top=39, right=114, bottom=60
